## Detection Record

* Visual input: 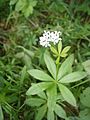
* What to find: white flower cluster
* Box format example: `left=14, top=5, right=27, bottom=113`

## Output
left=39, top=30, right=62, bottom=47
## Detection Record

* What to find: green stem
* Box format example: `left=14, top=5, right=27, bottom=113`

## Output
left=71, top=79, right=90, bottom=89
left=56, top=61, right=60, bottom=80
left=18, top=103, right=25, bottom=111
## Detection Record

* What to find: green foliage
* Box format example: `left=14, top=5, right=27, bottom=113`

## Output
left=57, top=54, right=74, bottom=80
left=35, top=104, right=47, bottom=120
left=0, top=0, right=90, bottom=119
left=44, top=52, right=57, bottom=79
left=58, top=83, right=76, bottom=107
left=25, top=97, right=45, bottom=107
left=82, top=60, right=90, bottom=75
left=28, top=69, right=54, bottom=81
left=55, top=104, right=66, bottom=119
left=79, top=109, right=90, bottom=120
left=26, top=82, right=53, bottom=96
left=10, top=0, right=37, bottom=17
left=0, top=105, right=3, bottom=120
left=26, top=51, right=87, bottom=119
left=80, top=87, right=90, bottom=108
left=50, top=41, right=71, bottom=64
left=78, top=87, right=90, bottom=120
left=60, top=71, right=87, bottom=83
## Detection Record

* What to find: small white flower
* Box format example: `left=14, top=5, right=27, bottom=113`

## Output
left=39, top=36, right=51, bottom=47
left=39, top=30, right=62, bottom=47
left=50, top=31, right=62, bottom=44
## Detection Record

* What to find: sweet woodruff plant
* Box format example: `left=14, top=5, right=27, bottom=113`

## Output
left=25, top=30, right=87, bottom=120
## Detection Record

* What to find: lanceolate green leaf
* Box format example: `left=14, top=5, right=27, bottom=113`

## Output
left=0, top=105, right=3, bottom=120
left=61, top=46, right=71, bottom=55
left=26, top=82, right=53, bottom=95
left=58, top=41, right=62, bottom=54
left=54, top=104, right=66, bottom=119
left=37, top=91, right=47, bottom=100
left=28, top=69, right=54, bottom=81
left=58, top=84, right=76, bottom=106
left=60, top=53, right=67, bottom=57
left=44, top=52, right=56, bottom=79
left=60, top=71, right=87, bottom=83
left=25, top=97, right=45, bottom=107
left=47, top=84, right=57, bottom=111
left=57, top=54, right=74, bottom=80
left=47, top=108, right=54, bottom=120
left=46, top=84, right=57, bottom=120
left=35, top=104, right=47, bottom=120
left=60, top=46, right=71, bottom=58
left=50, top=46, right=58, bottom=55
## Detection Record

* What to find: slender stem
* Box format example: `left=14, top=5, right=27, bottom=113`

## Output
left=71, top=79, right=90, bottom=89
left=18, top=103, right=25, bottom=111
left=56, top=60, right=60, bottom=80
